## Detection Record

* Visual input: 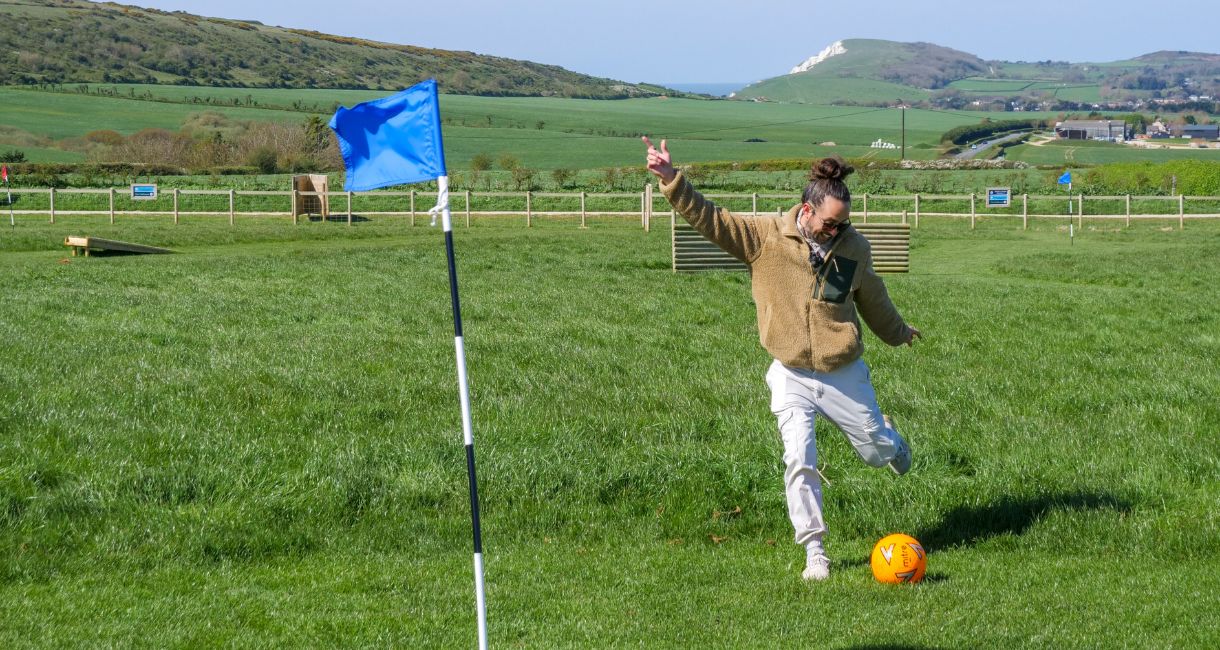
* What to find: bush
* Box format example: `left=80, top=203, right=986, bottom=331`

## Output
left=1083, top=160, right=1220, bottom=195
left=84, top=130, right=124, bottom=146
left=497, top=154, right=520, bottom=172
left=213, top=166, right=260, bottom=176
left=470, top=153, right=492, bottom=172
left=247, top=147, right=278, bottom=174
left=940, top=119, right=1045, bottom=145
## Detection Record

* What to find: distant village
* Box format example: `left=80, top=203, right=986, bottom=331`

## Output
left=1054, top=119, right=1219, bottom=144
left=935, top=76, right=1217, bottom=117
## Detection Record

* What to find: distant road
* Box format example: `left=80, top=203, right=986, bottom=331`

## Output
left=955, top=131, right=1030, bottom=160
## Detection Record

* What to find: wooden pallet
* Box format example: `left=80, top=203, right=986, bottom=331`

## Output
left=64, top=236, right=174, bottom=256
left=673, top=221, right=910, bottom=273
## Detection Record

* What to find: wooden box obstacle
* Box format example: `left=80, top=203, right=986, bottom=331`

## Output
left=672, top=221, right=910, bottom=273
left=64, top=236, right=174, bottom=256
left=292, top=174, right=330, bottom=218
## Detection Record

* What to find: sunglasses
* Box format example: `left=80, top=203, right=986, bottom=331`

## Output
left=823, top=218, right=851, bottom=231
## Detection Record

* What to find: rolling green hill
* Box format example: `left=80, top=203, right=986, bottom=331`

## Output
left=0, top=0, right=674, bottom=99
left=733, top=39, right=986, bottom=104
left=732, top=39, right=1220, bottom=110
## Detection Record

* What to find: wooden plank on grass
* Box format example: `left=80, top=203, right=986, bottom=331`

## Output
left=64, top=236, right=174, bottom=256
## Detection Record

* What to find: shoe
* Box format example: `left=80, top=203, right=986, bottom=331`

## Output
left=802, top=554, right=831, bottom=581
left=885, top=415, right=911, bottom=476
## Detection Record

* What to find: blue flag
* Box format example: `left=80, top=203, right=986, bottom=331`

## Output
left=329, top=79, right=447, bottom=192
left=1057, top=171, right=1071, bottom=184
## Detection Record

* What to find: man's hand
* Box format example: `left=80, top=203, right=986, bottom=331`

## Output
left=642, top=136, right=675, bottom=184
left=905, top=326, right=922, bottom=346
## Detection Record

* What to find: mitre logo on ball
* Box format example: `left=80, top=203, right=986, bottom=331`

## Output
left=871, top=533, right=927, bottom=584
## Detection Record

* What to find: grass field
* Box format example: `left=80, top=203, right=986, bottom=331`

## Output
left=0, top=86, right=992, bottom=167
left=1, top=214, right=1218, bottom=647
left=1007, top=139, right=1220, bottom=165
left=4, top=85, right=1218, bottom=170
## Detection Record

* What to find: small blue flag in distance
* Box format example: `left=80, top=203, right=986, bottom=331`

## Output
left=1057, top=171, right=1072, bottom=184
left=329, top=79, right=447, bottom=192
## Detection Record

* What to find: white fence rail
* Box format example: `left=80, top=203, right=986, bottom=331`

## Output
left=4, top=187, right=1220, bottom=231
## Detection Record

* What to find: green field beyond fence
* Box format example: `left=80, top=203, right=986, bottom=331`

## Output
left=1, top=217, right=1218, bottom=647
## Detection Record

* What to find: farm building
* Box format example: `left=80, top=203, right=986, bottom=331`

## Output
left=1172, top=124, right=1220, bottom=140
left=1054, top=120, right=1128, bottom=141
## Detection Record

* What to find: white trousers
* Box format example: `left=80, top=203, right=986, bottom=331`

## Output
left=764, top=358, right=902, bottom=548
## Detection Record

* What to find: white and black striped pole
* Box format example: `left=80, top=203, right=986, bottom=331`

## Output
left=434, top=175, right=488, bottom=650
left=5, top=166, right=12, bottom=228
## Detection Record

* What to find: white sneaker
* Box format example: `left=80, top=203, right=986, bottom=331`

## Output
left=885, top=415, right=911, bottom=476
left=802, top=554, right=831, bottom=581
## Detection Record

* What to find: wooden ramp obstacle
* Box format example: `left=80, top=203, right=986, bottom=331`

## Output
left=672, top=221, right=911, bottom=273
left=64, top=236, right=174, bottom=256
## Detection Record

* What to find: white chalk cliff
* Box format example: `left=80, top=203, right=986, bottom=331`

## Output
left=789, top=41, right=847, bottom=74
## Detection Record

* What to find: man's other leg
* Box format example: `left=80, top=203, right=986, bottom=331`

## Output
left=816, top=359, right=910, bottom=473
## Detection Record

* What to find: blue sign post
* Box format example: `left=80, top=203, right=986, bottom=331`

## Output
left=131, top=184, right=158, bottom=200
left=986, top=187, right=1011, bottom=208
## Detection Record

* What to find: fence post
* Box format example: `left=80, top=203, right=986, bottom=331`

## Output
left=902, top=209, right=908, bottom=225
left=292, top=189, right=298, bottom=225
left=914, top=193, right=920, bottom=227
left=109, top=187, right=115, bottom=224
left=644, top=184, right=652, bottom=233
left=526, top=190, right=532, bottom=228
left=410, top=190, right=416, bottom=226
left=647, top=184, right=654, bottom=232
left=49, top=188, right=55, bottom=224
left=1022, top=193, right=1028, bottom=230
left=465, top=190, right=471, bottom=228
left=580, top=191, right=587, bottom=228
left=229, top=189, right=235, bottom=226
left=970, top=193, right=976, bottom=230
left=1078, top=193, right=1084, bottom=228
left=640, top=191, right=646, bottom=229
left=863, top=193, right=869, bottom=222
left=752, top=192, right=758, bottom=216
left=1179, top=194, right=1184, bottom=230
left=347, top=191, right=353, bottom=225
left=174, top=188, right=180, bottom=225
left=1125, top=194, right=1131, bottom=227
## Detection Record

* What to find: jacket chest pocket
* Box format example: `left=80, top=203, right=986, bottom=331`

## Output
left=817, top=256, right=858, bottom=304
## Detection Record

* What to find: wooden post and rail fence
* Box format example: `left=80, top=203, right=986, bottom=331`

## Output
left=10, top=185, right=1219, bottom=271
left=11, top=187, right=1218, bottom=225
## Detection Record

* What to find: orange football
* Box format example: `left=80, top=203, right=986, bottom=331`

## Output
left=871, top=533, right=927, bottom=584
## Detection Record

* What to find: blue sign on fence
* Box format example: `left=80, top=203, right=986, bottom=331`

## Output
left=986, top=187, right=1011, bottom=208
left=131, top=184, right=158, bottom=200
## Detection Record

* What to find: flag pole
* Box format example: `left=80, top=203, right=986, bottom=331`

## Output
left=328, top=81, right=487, bottom=648
left=4, top=167, right=12, bottom=228
left=437, top=175, right=489, bottom=650
left=1068, top=180, right=1073, bottom=244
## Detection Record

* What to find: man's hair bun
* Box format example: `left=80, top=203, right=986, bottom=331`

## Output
left=810, top=156, right=854, bottom=183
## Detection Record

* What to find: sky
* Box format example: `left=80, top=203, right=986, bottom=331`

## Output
left=115, top=0, right=1219, bottom=84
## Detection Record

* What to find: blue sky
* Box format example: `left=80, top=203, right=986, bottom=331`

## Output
left=117, top=0, right=1219, bottom=84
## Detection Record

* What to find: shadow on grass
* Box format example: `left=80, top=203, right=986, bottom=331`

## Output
left=77, top=249, right=165, bottom=258
left=915, top=491, right=1132, bottom=551
left=303, top=214, right=372, bottom=223
left=844, top=643, right=946, bottom=648
left=840, top=646, right=950, bottom=650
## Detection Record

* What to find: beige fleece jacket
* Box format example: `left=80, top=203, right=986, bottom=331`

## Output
left=662, top=171, right=911, bottom=372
